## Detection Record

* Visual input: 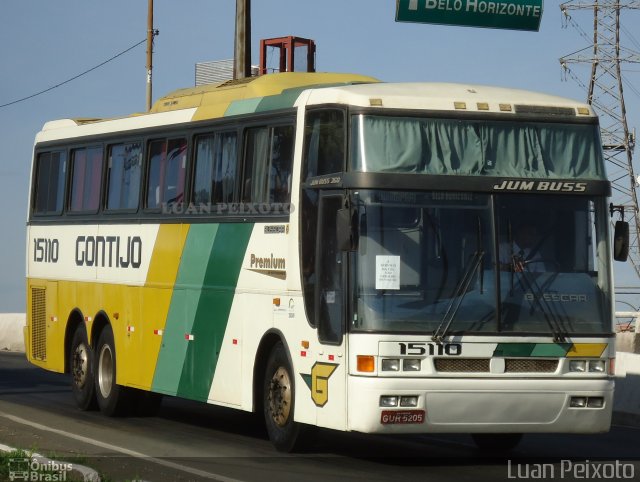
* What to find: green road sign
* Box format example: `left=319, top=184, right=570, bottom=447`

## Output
left=396, top=0, right=543, bottom=31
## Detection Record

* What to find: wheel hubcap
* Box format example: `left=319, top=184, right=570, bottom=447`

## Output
left=72, top=343, right=89, bottom=388
left=268, top=367, right=292, bottom=427
left=97, top=344, right=114, bottom=399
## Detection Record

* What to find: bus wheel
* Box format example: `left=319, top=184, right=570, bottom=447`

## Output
left=70, top=325, right=97, bottom=410
left=94, top=325, right=130, bottom=416
left=263, top=342, right=302, bottom=452
left=472, top=433, right=523, bottom=452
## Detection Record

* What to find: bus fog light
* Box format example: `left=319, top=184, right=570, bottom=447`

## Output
left=569, top=360, right=586, bottom=373
left=400, top=396, right=418, bottom=407
left=587, top=397, right=604, bottom=408
left=381, top=359, right=400, bottom=371
left=403, top=359, right=421, bottom=371
left=588, top=360, right=606, bottom=373
left=570, top=396, right=587, bottom=408
left=380, top=396, right=398, bottom=407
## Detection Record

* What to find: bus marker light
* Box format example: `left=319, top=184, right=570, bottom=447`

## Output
left=454, top=101, right=466, bottom=110
left=570, top=396, right=587, bottom=408
left=153, top=329, right=163, bottom=336
left=273, top=298, right=281, bottom=306
left=84, top=316, right=92, bottom=322
left=380, top=396, right=398, bottom=407
left=609, top=358, right=616, bottom=375
left=369, top=98, right=383, bottom=107
left=301, top=340, right=310, bottom=349
left=301, top=351, right=307, bottom=357
left=381, top=359, right=400, bottom=371
left=328, top=354, right=335, bottom=361
left=127, top=326, right=135, bottom=333
left=577, top=107, right=590, bottom=115
left=233, top=339, right=238, bottom=345
left=185, top=334, right=195, bottom=341
left=357, top=355, right=375, bottom=372
left=477, top=102, right=489, bottom=111
left=113, top=312, right=120, bottom=320
left=400, top=396, right=419, bottom=407
left=50, top=316, right=58, bottom=322
left=499, top=103, right=512, bottom=112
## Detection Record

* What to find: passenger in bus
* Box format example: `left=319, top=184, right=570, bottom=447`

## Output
left=500, top=222, right=546, bottom=272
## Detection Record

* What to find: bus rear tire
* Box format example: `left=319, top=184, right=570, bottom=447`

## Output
left=472, top=433, right=523, bottom=452
left=70, top=325, right=97, bottom=410
left=263, top=342, right=304, bottom=452
left=94, top=325, right=131, bottom=416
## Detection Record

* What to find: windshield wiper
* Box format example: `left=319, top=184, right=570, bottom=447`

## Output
left=515, top=271, right=567, bottom=342
left=432, top=249, right=485, bottom=342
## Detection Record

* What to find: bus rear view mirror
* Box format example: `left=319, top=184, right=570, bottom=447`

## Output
left=613, top=220, right=629, bottom=262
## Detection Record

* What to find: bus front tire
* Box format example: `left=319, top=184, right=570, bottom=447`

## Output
left=263, top=342, right=304, bottom=452
left=70, top=325, right=97, bottom=410
left=94, top=325, right=131, bottom=416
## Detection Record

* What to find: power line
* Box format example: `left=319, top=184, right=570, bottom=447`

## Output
left=0, top=38, right=146, bottom=110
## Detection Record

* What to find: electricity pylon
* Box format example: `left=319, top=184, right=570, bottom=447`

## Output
left=560, top=1, right=640, bottom=276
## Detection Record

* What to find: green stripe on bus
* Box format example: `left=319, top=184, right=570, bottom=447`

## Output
left=151, top=224, right=219, bottom=395
left=176, top=222, right=254, bottom=401
left=493, top=343, right=572, bottom=357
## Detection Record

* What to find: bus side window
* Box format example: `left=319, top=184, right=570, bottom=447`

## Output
left=303, top=109, right=345, bottom=178
left=33, top=151, right=66, bottom=215
left=316, top=195, right=345, bottom=344
left=69, top=146, right=103, bottom=213
left=106, top=142, right=142, bottom=211
left=242, top=124, right=294, bottom=204
left=193, top=131, right=237, bottom=205
left=146, top=137, right=187, bottom=209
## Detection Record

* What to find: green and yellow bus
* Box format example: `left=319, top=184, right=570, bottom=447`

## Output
left=26, top=72, right=618, bottom=451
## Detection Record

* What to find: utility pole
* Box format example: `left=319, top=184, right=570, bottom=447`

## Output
left=234, top=0, right=252, bottom=79
left=560, top=1, right=640, bottom=276
left=146, top=0, right=156, bottom=111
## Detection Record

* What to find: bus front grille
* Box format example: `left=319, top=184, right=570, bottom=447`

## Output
left=31, top=287, right=47, bottom=361
left=505, top=358, right=558, bottom=373
left=434, top=358, right=490, bottom=372
left=434, top=358, right=559, bottom=373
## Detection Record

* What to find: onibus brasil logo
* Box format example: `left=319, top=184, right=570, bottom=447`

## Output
left=8, top=456, right=73, bottom=481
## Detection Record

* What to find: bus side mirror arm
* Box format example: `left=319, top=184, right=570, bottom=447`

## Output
left=337, top=208, right=355, bottom=251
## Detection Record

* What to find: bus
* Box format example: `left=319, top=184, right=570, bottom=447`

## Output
left=26, top=72, right=620, bottom=452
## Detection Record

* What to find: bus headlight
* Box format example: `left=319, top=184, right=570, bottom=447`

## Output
left=400, top=396, right=419, bottom=407
left=381, top=359, right=400, bottom=371
left=570, top=396, right=587, bottom=408
left=569, top=360, right=587, bottom=373
left=588, top=360, right=606, bottom=373
left=380, top=396, right=398, bottom=407
left=403, top=359, right=421, bottom=371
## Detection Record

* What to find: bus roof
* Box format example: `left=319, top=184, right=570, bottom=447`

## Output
left=36, top=72, right=595, bottom=143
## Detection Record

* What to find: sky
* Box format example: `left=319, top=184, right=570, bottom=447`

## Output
left=0, top=0, right=639, bottom=313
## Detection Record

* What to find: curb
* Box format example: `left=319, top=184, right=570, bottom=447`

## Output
left=0, top=443, right=100, bottom=481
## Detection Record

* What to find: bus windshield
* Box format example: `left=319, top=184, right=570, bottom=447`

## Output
left=351, top=190, right=612, bottom=335
left=350, top=114, right=606, bottom=180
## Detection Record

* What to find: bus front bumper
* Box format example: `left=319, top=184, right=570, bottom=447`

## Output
left=347, top=376, right=614, bottom=434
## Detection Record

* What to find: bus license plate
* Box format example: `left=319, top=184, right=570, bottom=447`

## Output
left=381, top=410, right=425, bottom=425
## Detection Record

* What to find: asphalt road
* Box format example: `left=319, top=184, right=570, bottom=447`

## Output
left=0, top=351, right=639, bottom=482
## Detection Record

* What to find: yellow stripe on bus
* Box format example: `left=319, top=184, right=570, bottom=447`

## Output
left=118, top=224, right=190, bottom=390
left=566, top=343, right=608, bottom=358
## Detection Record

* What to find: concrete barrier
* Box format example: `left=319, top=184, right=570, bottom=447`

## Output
left=0, top=313, right=25, bottom=352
